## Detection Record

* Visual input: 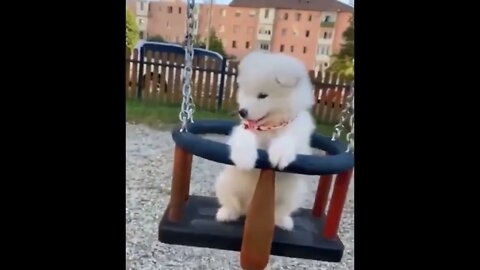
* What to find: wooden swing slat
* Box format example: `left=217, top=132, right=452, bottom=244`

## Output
left=312, top=174, right=334, bottom=218
left=240, top=169, right=275, bottom=270
left=167, top=146, right=193, bottom=222
left=323, top=169, right=353, bottom=239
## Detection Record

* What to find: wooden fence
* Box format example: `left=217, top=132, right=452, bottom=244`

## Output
left=126, top=48, right=352, bottom=124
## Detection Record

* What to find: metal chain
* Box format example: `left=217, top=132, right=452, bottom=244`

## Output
left=331, top=57, right=354, bottom=153
left=179, top=0, right=196, bottom=132
left=346, top=90, right=354, bottom=152
left=332, top=80, right=354, bottom=142
left=346, top=58, right=355, bottom=153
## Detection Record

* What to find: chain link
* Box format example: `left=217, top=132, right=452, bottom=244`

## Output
left=179, top=0, right=196, bottom=132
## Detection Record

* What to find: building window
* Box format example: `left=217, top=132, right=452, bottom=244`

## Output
left=233, top=25, right=240, bottom=33
left=296, top=13, right=301, bottom=21
left=140, top=2, right=144, bottom=11
left=221, top=9, right=226, bottom=16
left=283, top=12, right=288, bottom=20
left=264, top=9, right=269, bottom=18
left=280, top=44, right=284, bottom=52
left=246, top=41, right=250, bottom=49
left=232, top=40, right=237, bottom=48
left=249, top=10, right=256, bottom=17
left=293, top=30, right=298, bottom=36
left=260, top=43, right=269, bottom=50
left=281, top=28, right=287, bottom=35
left=324, top=15, right=331, bottom=22
left=235, top=10, right=241, bottom=17
left=168, top=6, right=173, bottom=13
left=139, top=31, right=144, bottom=39
left=323, top=31, right=333, bottom=39
left=308, top=14, right=312, bottom=21
left=258, top=27, right=271, bottom=35
left=303, top=46, right=307, bottom=54
left=178, top=7, right=182, bottom=14
left=306, top=30, right=310, bottom=37
left=219, top=25, right=225, bottom=33
left=290, top=46, right=294, bottom=52
left=318, top=45, right=330, bottom=55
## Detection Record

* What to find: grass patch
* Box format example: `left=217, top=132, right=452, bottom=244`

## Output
left=126, top=99, right=347, bottom=141
left=126, top=99, right=234, bottom=126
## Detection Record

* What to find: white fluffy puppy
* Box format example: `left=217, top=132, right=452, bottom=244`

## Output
left=215, top=51, right=315, bottom=231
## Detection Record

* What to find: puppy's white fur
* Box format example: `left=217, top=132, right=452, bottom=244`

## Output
left=215, top=51, right=315, bottom=231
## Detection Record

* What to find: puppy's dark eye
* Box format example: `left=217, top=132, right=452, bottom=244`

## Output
left=257, top=93, right=268, bottom=99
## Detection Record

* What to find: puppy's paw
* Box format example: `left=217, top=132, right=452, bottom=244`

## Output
left=228, top=127, right=258, bottom=170
left=216, top=207, right=240, bottom=222
left=268, top=138, right=296, bottom=170
left=275, top=216, right=294, bottom=231
left=230, top=145, right=258, bottom=170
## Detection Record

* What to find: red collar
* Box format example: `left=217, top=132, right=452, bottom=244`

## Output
left=242, top=117, right=295, bottom=131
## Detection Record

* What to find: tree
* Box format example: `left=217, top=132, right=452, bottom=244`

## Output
left=194, top=29, right=226, bottom=56
left=328, top=16, right=354, bottom=79
left=126, top=10, right=139, bottom=49
left=207, top=30, right=226, bottom=56
left=148, top=35, right=166, bottom=42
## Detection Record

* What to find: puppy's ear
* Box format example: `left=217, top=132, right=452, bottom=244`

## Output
left=275, top=75, right=300, bottom=88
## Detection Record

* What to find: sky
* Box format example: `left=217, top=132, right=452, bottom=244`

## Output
left=203, top=0, right=354, bottom=6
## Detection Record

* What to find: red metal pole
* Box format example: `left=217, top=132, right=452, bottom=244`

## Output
left=323, top=169, right=353, bottom=239
left=312, top=174, right=333, bottom=218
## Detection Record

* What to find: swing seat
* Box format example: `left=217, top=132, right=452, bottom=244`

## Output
left=159, top=195, right=344, bottom=262
left=170, top=120, right=354, bottom=175
left=158, top=120, right=354, bottom=262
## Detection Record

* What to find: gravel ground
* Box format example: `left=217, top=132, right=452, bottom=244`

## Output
left=126, top=123, right=354, bottom=270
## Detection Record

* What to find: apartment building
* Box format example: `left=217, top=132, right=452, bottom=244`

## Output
left=128, top=0, right=185, bottom=42
left=148, top=0, right=187, bottom=43
left=135, top=0, right=149, bottom=39
left=136, top=0, right=353, bottom=70
left=196, top=5, right=259, bottom=60
left=127, top=0, right=136, bottom=14
left=228, top=0, right=353, bottom=70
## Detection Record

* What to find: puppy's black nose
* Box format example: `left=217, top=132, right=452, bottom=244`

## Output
left=238, top=109, right=248, bottom=118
